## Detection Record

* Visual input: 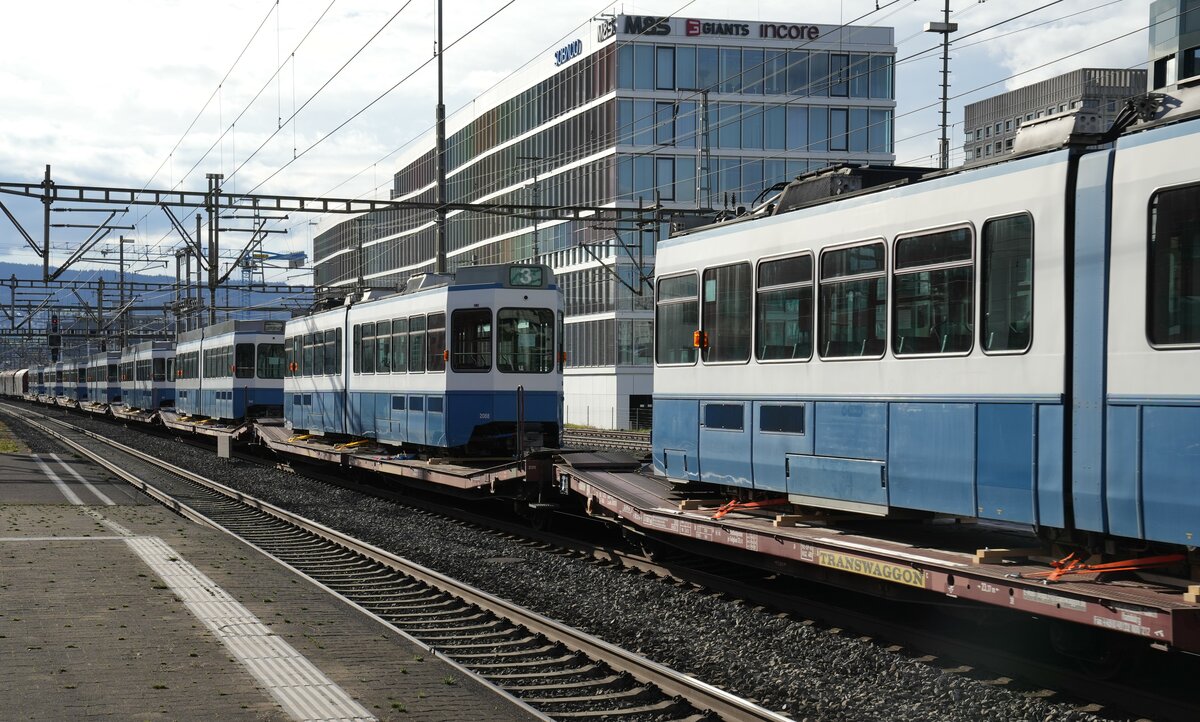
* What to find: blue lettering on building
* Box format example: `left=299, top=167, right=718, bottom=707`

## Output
left=554, top=39, right=583, bottom=67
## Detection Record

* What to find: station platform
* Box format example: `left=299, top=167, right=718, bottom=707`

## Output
left=558, top=457, right=1200, bottom=654
left=0, top=451, right=543, bottom=721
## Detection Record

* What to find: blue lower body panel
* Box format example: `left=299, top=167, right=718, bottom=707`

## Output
left=652, top=398, right=699, bottom=482
left=1105, top=403, right=1200, bottom=545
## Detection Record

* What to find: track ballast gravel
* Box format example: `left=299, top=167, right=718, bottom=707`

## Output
left=22, top=410, right=1116, bottom=722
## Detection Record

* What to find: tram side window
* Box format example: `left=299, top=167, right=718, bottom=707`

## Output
left=323, top=330, right=337, bottom=376
left=427, top=313, right=447, bottom=372
left=981, top=213, right=1034, bottom=352
left=303, top=334, right=316, bottom=376
left=376, top=320, right=392, bottom=373
left=451, top=309, right=492, bottom=372
left=362, top=322, right=376, bottom=374
left=755, top=255, right=813, bottom=361
left=284, top=338, right=294, bottom=378
left=1149, top=185, right=1200, bottom=345
left=258, top=343, right=284, bottom=379
left=335, top=328, right=343, bottom=374
left=409, top=316, right=426, bottom=373
left=311, top=333, right=326, bottom=376
left=352, top=325, right=361, bottom=373
left=819, top=243, right=887, bottom=358
left=391, top=318, right=408, bottom=373
left=702, top=263, right=752, bottom=363
left=152, top=358, right=166, bottom=383
left=108, top=364, right=118, bottom=383
left=166, top=358, right=175, bottom=382
left=655, top=274, right=698, bottom=365
left=893, top=227, right=974, bottom=356
left=235, top=343, right=255, bottom=378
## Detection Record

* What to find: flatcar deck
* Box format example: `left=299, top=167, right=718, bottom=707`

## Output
left=110, top=405, right=159, bottom=424
left=557, top=460, right=1200, bottom=654
left=256, top=421, right=526, bottom=491
left=160, top=410, right=253, bottom=440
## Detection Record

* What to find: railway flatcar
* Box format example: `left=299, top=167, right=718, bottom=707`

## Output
left=119, top=340, right=175, bottom=411
left=285, top=263, right=563, bottom=455
left=86, top=351, right=121, bottom=405
left=175, top=320, right=286, bottom=421
left=652, top=87, right=1200, bottom=552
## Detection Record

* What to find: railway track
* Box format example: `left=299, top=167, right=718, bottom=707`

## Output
left=3, top=403, right=786, bottom=722
left=562, top=428, right=651, bottom=453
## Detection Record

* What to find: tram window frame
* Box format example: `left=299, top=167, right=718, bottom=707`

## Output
left=409, top=315, right=426, bottom=373
left=891, top=225, right=975, bottom=357
left=818, top=241, right=888, bottom=360
left=701, top=262, right=753, bottom=364
left=451, top=308, right=493, bottom=372
left=376, top=320, right=392, bottom=373
left=303, top=334, right=315, bottom=376
left=235, top=343, right=256, bottom=378
left=427, top=313, right=447, bottom=373
left=352, top=325, right=361, bottom=373
left=335, top=328, right=343, bottom=374
left=258, top=343, right=284, bottom=380
left=655, top=272, right=699, bottom=366
left=323, top=330, right=337, bottom=375
left=362, top=322, right=376, bottom=374
left=754, top=253, right=814, bottom=362
left=980, top=212, right=1035, bottom=355
left=285, top=340, right=294, bottom=378
left=496, top=308, right=556, bottom=374
left=1147, top=184, right=1200, bottom=348
left=391, top=317, right=408, bottom=373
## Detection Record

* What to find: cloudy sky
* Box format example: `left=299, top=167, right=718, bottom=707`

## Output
left=0, top=0, right=1154, bottom=280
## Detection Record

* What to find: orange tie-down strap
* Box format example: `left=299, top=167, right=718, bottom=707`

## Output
left=1017, top=552, right=1188, bottom=582
left=711, top=497, right=789, bottom=520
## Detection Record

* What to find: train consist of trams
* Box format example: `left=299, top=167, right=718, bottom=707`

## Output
left=3, top=90, right=1200, bottom=658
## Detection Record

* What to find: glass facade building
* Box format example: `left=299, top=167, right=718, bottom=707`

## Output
left=313, top=14, right=896, bottom=429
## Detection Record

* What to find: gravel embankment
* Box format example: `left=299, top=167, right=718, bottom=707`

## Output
left=13, top=409, right=1113, bottom=722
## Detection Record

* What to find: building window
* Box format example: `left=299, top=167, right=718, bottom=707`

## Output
left=634, top=43, right=654, bottom=90
left=1005, top=119, right=1012, bottom=132
left=697, top=47, right=718, bottom=90
left=830, top=53, right=849, bottom=96
left=755, top=254, right=813, bottom=361
left=1148, top=184, right=1200, bottom=346
left=655, top=46, right=675, bottom=90
left=675, top=45, right=696, bottom=90
left=829, top=108, right=848, bottom=151
left=702, top=263, right=752, bottom=363
left=656, top=274, right=698, bottom=365
left=819, top=242, right=886, bottom=358
left=655, top=101, right=675, bottom=145
left=892, top=226, right=974, bottom=356
left=720, top=48, right=742, bottom=92
left=981, top=213, right=1034, bottom=353
left=975, top=129, right=982, bottom=140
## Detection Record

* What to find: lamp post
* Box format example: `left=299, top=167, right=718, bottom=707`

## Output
left=925, top=1, right=958, bottom=169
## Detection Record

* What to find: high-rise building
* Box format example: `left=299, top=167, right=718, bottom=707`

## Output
left=1149, top=0, right=1200, bottom=89
left=314, top=14, right=896, bottom=429
left=962, top=68, right=1146, bottom=163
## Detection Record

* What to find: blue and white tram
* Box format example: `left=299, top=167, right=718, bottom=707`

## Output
left=175, top=320, right=286, bottom=421
left=63, top=359, right=88, bottom=404
left=50, top=362, right=66, bottom=400
left=86, top=351, right=121, bottom=405
left=652, top=88, right=1200, bottom=550
left=119, top=340, right=175, bottom=411
left=285, top=263, right=563, bottom=454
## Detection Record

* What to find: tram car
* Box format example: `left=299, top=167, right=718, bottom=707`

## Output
left=652, top=88, right=1200, bottom=551
left=86, top=351, right=121, bottom=405
left=119, top=340, right=176, bottom=411
left=49, top=362, right=66, bottom=400
left=175, top=320, right=286, bottom=421
left=62, top=359, right=88, bottom=404
left=30, top=366, right=47, bottom=399
left=285, top=263, right=563, bottom=455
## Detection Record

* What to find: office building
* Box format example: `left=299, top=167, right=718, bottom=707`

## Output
left=315, top=13, right=897, bottom=428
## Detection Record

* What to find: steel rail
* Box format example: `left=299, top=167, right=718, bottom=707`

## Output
left=6, top=403, right=789, bottom=722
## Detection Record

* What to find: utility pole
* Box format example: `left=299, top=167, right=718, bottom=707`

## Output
left=925, top=1, right=957, bottom=169
left=434, top=0, right=447, bottom=273
left=206, top=173, right=223, bottom=325
left=117, top=235, right=133, bottom=347
left=518, top=155, right=541, bottom=263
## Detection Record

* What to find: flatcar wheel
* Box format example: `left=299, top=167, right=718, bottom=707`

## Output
left=1048, top=621, right=1143, bottom=679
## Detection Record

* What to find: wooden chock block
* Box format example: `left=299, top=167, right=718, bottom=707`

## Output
left=973, top=547, right=1044, bottom=565
left=773, top=514, right=806, bottom=528
left=678, top=499, right=724, bottom=511
left=1185, top=585, right=1200, bottom=604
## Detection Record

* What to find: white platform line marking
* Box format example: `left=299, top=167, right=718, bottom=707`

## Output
left=32, top=453, right=84, bottom=505
left=49, top=452, right=116, bottom=506
left=126, top=536, right=376, bottom=722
